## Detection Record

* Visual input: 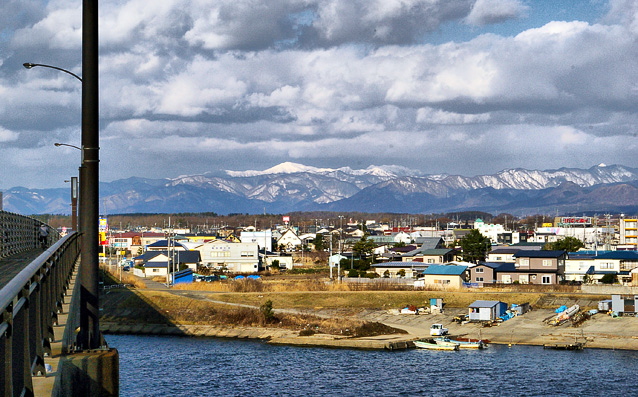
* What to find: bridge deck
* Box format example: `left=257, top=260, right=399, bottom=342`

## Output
left=0, top=248, right=47, bottom=289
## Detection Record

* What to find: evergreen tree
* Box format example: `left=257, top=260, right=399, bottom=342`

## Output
left=459, top=229, right=491, bottom=263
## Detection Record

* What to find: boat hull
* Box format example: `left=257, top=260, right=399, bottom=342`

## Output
left=415, top=341, right=459, bottom=351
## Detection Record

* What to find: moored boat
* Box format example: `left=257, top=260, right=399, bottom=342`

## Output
left=415, top=340, right=459, bottom=351
left=435, top=337, right=485, bottom=349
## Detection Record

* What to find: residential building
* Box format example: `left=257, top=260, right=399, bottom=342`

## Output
left=134, top=250, right=201, bottom=276
left=620, top=218, right=638, bottom=248
left=371, top=261, right=428, bottom=278
left=486, top=248, right=521, bottom=263
left=277, top=229, right=302, bottom=251
left=197, top=240, right=260, bottom=273
left=495, top=250, right=567, bottom=284
left=240, top=230, right=273, bottom=252
left=402, top=248, right=458, bottom=264
left=419, top=265, right=469, bottom=289
left=468, top=262, right=515, bottom=286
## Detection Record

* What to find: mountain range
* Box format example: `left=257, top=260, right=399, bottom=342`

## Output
left=2, top=162, right=638, bottom=216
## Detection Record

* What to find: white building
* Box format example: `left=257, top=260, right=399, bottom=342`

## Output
left=277, top=229, right=302, bottom=251
left=620, top=218, right=638, bottom=248
left=474, top=219, right=505, bottom=243
left=240, top=230, right=273, bottom=252
left=197, top=240, right=260, bottom=273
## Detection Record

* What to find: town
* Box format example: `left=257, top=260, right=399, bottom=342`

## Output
left=88, top=213, right=638, bottom=288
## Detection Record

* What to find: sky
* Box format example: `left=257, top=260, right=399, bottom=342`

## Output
left=0, top=0, right=637, bottom=188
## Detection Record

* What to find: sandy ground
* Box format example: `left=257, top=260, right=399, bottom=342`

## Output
left=355, top=308, right=638, bottom=350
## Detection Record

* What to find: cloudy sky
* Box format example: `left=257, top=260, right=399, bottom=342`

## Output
left=0, top=0, right=637, bottom=188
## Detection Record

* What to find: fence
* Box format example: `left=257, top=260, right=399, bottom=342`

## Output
left=0, top=210, right=60, bottom=258
left=0, top=232, right=80, bottom=396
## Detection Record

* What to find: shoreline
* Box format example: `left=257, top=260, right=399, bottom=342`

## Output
left=101, top=312, right=638, bottom=351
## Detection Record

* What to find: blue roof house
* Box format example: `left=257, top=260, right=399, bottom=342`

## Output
left=420, top=264, right=468, bottom=289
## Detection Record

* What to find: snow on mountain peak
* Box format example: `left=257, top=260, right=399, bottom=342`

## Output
left=225, top=162, right=415, bottom=178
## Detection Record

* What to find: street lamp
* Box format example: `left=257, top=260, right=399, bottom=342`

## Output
left=63, top=177, right=79, bottom=232
left=23, top=62, right=82, bottom=82
left=25, top=47, right=100, bottom=349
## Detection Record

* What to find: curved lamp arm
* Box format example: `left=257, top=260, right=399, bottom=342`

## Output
left=23, top=63, right=82, bottom=82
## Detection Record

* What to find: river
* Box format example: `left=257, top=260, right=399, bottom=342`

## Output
left=109, top=334, right=637, bottom=396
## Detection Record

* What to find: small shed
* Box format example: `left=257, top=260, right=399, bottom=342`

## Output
left=468, top=300, right=508, bottom=322
left=611, top=294, right=638, bottom=313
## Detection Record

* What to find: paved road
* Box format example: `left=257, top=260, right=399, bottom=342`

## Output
left=0, top=248, right=46, bottom=290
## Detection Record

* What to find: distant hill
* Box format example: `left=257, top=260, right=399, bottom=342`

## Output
left=3, top=163, right=638, bottom=216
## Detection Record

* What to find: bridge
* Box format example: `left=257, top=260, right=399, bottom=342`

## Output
left=0, top=211, right=118, bottom=396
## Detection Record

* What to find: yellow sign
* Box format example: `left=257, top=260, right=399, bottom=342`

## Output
left=542, top=223, right=553, bottom=227
left=99, top=253, right=105, bottom=257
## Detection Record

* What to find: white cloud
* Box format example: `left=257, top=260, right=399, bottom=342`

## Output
left=2, top=0, right=638, bottom=188
left=465, top=0, right=528, bottom=26
left=0, top=127, right=19, bottom=142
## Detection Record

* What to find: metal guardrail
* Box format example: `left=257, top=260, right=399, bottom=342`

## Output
left=0, top=210, right=61, bottom=258
left=0, top=232, right=80, bottom=396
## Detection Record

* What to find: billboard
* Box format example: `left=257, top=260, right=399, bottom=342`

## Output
left=99, top=217, right=108, bottom=231
left=559, top=217, right=592, bottom=226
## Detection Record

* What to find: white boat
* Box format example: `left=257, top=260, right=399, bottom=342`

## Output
left=435, top=337, right=485, bottom=349
left=415, top=340, right=459, bottom=351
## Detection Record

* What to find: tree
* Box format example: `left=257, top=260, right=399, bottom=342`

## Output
left=459, top=229, right=491, bottom=263
left=353, top=237, right=376, bottom=258
left=544, top=236, right=585, bottom=252
left=383, top=269, right=390, bottom=278
left=313, top=234, right=325, bottom=251
left=600, top=273, right=617, bottom=284
left=397, top=269, right=406, bottom=278
left=260, top=300, right=275, bottom=323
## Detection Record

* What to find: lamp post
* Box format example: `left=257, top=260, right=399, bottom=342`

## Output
left=24, top=0, right=100, bottom=349
left=64, top=177, right=79, bottom=232
left=56, top=143, right=81, bottom=232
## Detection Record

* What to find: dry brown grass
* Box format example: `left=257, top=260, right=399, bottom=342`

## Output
left=101, top=290, right=405, bottom=336
left=101, top=266, right=146, bottom=289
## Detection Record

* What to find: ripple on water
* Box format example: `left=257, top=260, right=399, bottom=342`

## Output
left=108, top=335, right=638, bottom=397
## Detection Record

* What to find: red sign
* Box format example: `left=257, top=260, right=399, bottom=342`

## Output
left=283, top=216, right=290, bottom=223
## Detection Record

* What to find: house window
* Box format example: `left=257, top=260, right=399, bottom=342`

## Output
left=496, top=256, right=502, bottom=260
left=600, top=262, right=614, bottom=269
left=427, top=259, right=434, bottom=263
left=476, top=268, right=484, bottom=273
left=520, top=259, right=529, bottom=266
left=476, top=277, right=484, bottom=282
left=152, top=269, right=159, bottom=273
left=542, top=259, right=552, bottom=267
left=240, top=251, right=254, bottom=257
left=502, top=275, right=511, bottom=284
left=541, top=276, right=551, bottom=284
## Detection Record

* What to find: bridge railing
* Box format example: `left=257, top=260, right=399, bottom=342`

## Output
left=0, top=231, right=80, bottom=397
left=0, top=210, right=61, bottom=258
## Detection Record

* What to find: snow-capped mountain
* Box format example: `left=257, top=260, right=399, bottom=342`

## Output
left=2, top=163, right=638, bottom=215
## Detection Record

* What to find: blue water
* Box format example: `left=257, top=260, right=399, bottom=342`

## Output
left=109, top=334, right=637, bottom=396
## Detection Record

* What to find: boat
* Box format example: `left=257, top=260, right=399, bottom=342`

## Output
left=414, top=340, right=459, bottom=351
left=435, top=337, right=485, bottom=349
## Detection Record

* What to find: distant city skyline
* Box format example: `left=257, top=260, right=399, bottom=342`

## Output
left=0, top=0, right=637, bottom=189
